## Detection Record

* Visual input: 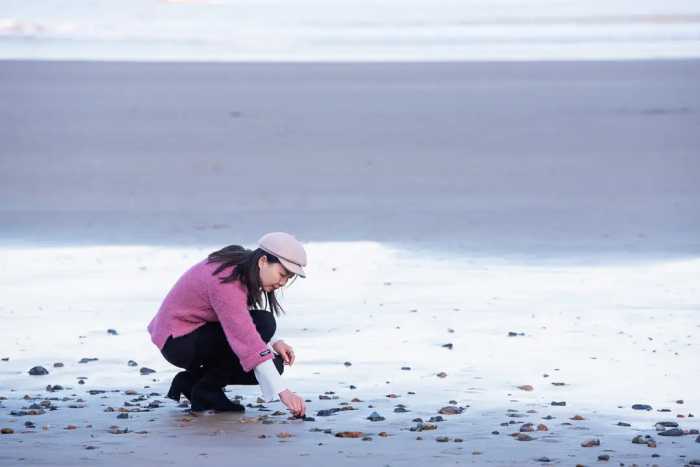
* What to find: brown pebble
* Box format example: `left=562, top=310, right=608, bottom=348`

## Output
left=571, top=415, right=585, bottom=420
left=517, top=385, right=534, bottom=391
left=1, top=428, right=14, bottom=434
left=581, top=438, right=600, bottom=447
left=276, top=432, right=293, bottom=439
left=335, top=431, right=363, bottom=438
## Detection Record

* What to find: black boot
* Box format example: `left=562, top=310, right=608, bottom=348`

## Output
left=190, top=381, right=245, bottom=412
left=167, top=371, right=198, bottom=402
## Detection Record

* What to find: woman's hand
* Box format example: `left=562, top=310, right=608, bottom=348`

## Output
left=272, top=340, right=295, bottom=366
left=279, top=389, right=306, bottom=417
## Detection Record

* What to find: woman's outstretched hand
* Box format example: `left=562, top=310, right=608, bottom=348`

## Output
left=279, top=389, right=306, bottom=417
left=272, top=340, right=295, bottom=366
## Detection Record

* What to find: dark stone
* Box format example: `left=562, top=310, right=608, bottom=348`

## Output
left=78, top=358, right=98, bottom=364
left=117, top=413, right=129, bottom=419
left=28, top=366, right=49, bottom=376
left=508, top=331, right=525, bottom=337
left=401, top=366, right=411, bottom=371
left=53, top=362, right=64, bottom=368
left=127, top=360, right=138, bottom=367
left=438, top=406, right=463, bottom=415
left=429, top=416, right=444, bottom=423
left=441, top=343, right=453, bottom=350
left=367, top=411, right=385, bottom=422
left=492, top=430, right=499, bottom=435
left=658, top=428, right=684, bottom=436
left=655, top=421, right=678, bottom=428
left=139, top=367, right=156, bottom=375
left=631, top=404, right=653, bottom=411
left=617, top=421, right=631, bottom=426
left=343, top=361, right=352, bottom=367
left=550, top=401, right=566, bottom=406
left=107, top=329, right=118, bottom=335
left=535, top=457, right=551, bottom=462
left=598, top=454, right=610, bottom=461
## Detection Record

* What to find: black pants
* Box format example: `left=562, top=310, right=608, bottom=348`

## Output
left=160, top=309, right=284, bottom=388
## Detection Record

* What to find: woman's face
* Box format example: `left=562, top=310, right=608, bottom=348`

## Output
left=258, top=255, right=294, bottom=293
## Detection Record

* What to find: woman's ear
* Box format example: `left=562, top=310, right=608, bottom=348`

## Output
left=258, top=255, right=267, bottom=269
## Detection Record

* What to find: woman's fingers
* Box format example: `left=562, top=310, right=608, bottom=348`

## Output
left=288, top=349, right=295, bottom=366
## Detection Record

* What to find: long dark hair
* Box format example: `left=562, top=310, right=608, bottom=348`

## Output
left=206, top=245, right=287, bottom=316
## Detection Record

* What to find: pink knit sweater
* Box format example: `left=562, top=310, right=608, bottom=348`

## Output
left=147, top=258, right=273, bottom=372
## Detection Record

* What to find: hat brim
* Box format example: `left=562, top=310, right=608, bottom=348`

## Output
left=279, top=257, right=306, bottom=278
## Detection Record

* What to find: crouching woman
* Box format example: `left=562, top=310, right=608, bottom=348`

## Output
left=147, top=232, right=307, bottom=417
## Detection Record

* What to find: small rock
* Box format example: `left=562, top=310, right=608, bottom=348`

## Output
left=517, top=385, right=534, bottom=391
left=508, top=331, right=525, bottom=337
left=631, top=404, right=653, bottom=411
left=78, top=358, right=98, bottom=364
left=361, top=436, right=372, bottom=441
left=28, top=366, right=49, bottom=376
left=335, top=431, right=363, bottom=438
left=535, top=457, right=551, bottom=463
left=658, top=428, right=683, bottom=436
left=436, top=372, right=447, bottom=378
left=108, top=426, right=128, bottom=434
left=438, top=406, right=463, bottom=415
left=581, top=438, right=600, bottom=447
left=127, top=360, right=138, bottom=367
left=117, top=413, right=129, bottom=419
left=598, top=454, right=610, bottom=461
left=53, top=362, right=64, bottom=368
left=1, top=428, right=14, bottom=434
left=551, top=401, right=566, bottom=406
left=435, top=436, right=450, bottom=442
left=401, top=366, right=411, bottom=371
left=139, top=367, right=156, bottom=375
left=571, top=415, right=585, bottom=420
left=617, top=421, right=631, bottom=427
left=515, top=433, right=534, bottom=441
left=107, top=329, right=118, bottom=335
left=343, top=361, right=352, bottom=367
left=441, top=343, right=453, bottom=350
left=276, top=432, right=293, bottom=438
left=367, top=411, right=385, bottom=422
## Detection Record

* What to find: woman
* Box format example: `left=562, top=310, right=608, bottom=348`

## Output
left=147, top=232, right=307, bottom=417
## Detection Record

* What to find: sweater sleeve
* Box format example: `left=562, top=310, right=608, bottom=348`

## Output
left=207, top=278, right=274, bottom=372
left=254, top=359, right=288, bottom=401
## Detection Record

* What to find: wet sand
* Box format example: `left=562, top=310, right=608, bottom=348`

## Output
left=1, top=245, right=699, bottom=466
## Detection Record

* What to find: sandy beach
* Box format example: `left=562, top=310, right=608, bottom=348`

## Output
left=1, top=59, right=699, bottom=466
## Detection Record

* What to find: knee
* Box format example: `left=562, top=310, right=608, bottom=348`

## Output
left=249, top=309, right=277, bottom=342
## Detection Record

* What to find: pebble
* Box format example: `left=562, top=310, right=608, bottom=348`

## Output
left=597, top=454, right=610, bottom=461
left=53, top=362, right=64, bottom=368
left=343, top=361, right=352, bottom=367
left=401, top=366, right=411, bottom=371
left=78, top=358, right=98, bottom=364
left=515, top=433, right=534, bottom=441
left=517, top=385, right=534, bottom=391
left=139, top=367, right=156, bottom=375
left=127, top=360, right=138, bottom=367
left=107, top=329, right=118, bottom=335
left=632, top=434, right=656, bottom=447
left=335, top=431, right=363, bottom=438
left=117, top=413, right=129, bottom=419
left=367, top=411, right=385, bottom=422
left=108, top=426, right=128, bottom=434
left=441, top=343, right=453, bottom=350
left=617, top=422, right=631, bottom=427
left=631, top=404, right=653, bottom=411
left=435, top=436, right=449, bottom=442
left=28, top=366, right=49, bottom=376
left=1, top=428, right=14, bottom=434
left=276, top=432, right=293, bottom=438
left=508, top=331, right=525, bottom=336
left=658, top=428, right=684, bottom=436
left=689, top=460, right=700, bottom=466
left=438, top=406, right=463, bottom=415
left=550, top=401, right=566, bottom=406
left=436, top=372, right=447, bottom=378
left=581, top=438, right=600, bottom=447
left=361, top=436, right=372, bottom=441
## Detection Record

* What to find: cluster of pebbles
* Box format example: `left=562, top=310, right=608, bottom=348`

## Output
left=2, top=329, right=699, bottom=465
